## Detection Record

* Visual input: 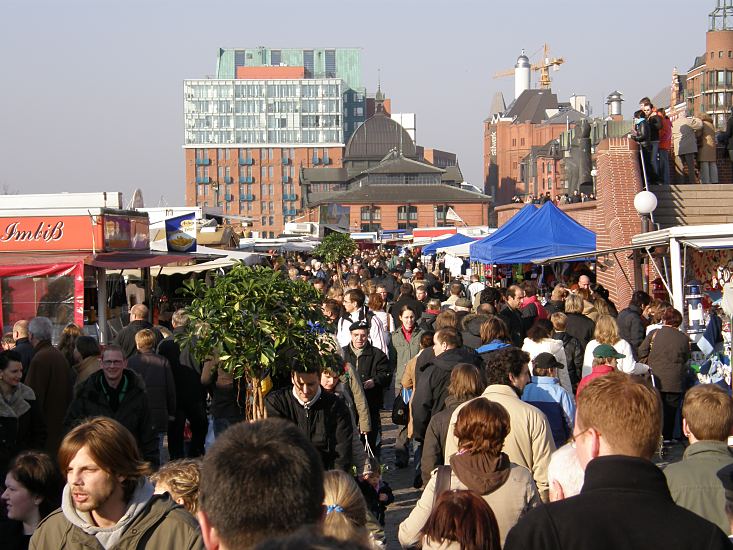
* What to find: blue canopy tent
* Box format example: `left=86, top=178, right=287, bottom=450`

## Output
left=471, top=202, right=595, bottom=264
left=422, top=233, right=475, bottom=255
left=470, top=204, right=538, bottom=263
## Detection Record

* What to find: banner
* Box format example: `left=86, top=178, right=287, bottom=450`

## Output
left=445, top=207, right=464, bottom=223
left=165, top=213, right=197, bottom=253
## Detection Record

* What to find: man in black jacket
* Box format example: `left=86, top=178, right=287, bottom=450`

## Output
left=499, top=285, right=526, bottom=347
left=63, top=345, right=159, bottom=466
left=505, top=372, right=730, bottom=550
left=411, top=328, right=482, bottom=444
left=265, top=365, right=353, bottom=471
left=11, top=320, right=35, bottom=377
left=342, top=320, right=391, bottom=458
left=114, top=304, right=163, bottom=359
left=617, top=290, right=651, bottom=359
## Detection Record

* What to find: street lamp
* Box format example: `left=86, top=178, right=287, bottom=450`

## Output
left=634, top=190, right=657, bottom=234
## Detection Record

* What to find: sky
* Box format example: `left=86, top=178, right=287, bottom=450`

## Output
left=0, top=0, right=705, bottom=207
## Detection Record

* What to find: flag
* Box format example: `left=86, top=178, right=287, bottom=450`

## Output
left=445, top=207, right=464, bottom=223
left=166, top=213, right=197, bottom=252
left=698, top=312, right=722, bottom=357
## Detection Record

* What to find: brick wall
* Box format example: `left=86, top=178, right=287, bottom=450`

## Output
left=345, top=202, right=488, bottom=231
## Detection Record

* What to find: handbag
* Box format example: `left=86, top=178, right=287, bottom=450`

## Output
left=432, top=465, right=452, bottom=506
left=633, top=330, right=658, bottom=389
left=391, top=387, right=410, bottom=426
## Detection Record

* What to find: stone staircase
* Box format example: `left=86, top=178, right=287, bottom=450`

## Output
left=650, top=184, right=733, bottom=229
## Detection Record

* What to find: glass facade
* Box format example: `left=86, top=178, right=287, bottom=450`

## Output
left=184, top=78, right=344, bottom=146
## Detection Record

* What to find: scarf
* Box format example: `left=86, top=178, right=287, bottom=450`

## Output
left=349, top=344, right=366, bottom=358
left=0, top=383, right=34, bottom=418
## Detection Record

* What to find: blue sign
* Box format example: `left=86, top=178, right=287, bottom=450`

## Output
left=165, top=213, right=196, bottom=253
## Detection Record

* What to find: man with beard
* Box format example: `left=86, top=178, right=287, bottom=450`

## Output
left=30, top=417, right=202, bottom=549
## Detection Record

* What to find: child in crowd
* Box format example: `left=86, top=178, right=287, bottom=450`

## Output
left=576, top=344, right=624, bottom=397
left=357, top=457, right=394, bottom=526
left=150, top=458, right=202, bottom=515
left=521, top=352, right=576, bottom=448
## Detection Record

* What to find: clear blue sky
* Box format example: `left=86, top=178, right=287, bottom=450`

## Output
left=0, top=0, right=703, bottom=206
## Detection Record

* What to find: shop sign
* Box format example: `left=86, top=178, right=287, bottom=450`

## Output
left=103, top=214, right=150, bottom=251
left=0, top=216, right=100, bottom=252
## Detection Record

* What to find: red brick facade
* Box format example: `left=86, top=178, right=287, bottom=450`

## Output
left=185, top=146, right=343, bottom=237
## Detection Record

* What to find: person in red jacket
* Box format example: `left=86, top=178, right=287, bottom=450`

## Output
left=657, top=107, right=673, bottom=185
left=576, top=344, right=624, bottom=397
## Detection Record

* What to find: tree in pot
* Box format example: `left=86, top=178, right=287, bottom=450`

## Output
left=176, top=264, right=339, bottom=420
left=312, top=231, right=357, bottom=286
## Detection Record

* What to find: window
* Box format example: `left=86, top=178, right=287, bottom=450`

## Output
left=520, top=138, right=525, bottom=146
left=269, top=166, right=274, bottom=178
left=218, top=148, right=225, bottom=161
left=434, top=205, right=454, bottom=227
left=235, top=50, right=246, bottom=67
left=218, top=166, right=224, bottom=180
left=548, top=177, right=553, bottom=189
left=325, top=50, right=336, bottom=78
left=397, top=205, right=418, bottom=224
left=303, top=50, right=314, bottom=78
left=269, top=216, right=274, bottom=227
left=271, top=50, right=281, bottom=66
left=261, top=166, right=267, bottom=179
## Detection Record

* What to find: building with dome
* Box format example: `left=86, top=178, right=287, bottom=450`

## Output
left=301, top=94, right=491, bottom=232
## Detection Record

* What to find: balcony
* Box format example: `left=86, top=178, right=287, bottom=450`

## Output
left=322, top=157, right=332, bottom=165
left=239, top=158, right=254, bottom=165
left=283, top=194, right=298, bottom=201
left=224, top=176, right=234, bottom=184
left=239, top=176, right=255, bottom=184
left=282, top=158, right=291, bottom=165
left=282, top=175, right=291, bottom=183
left=196, top=158, right=211, bottom=166
left=240, top=194, right=256, bottom=202
left=225, top=194, right=234, bottom=202
left=312, top=157, right=321, bottom=165
left=196, top=177, right=211, bottom=184
left=283, top=208, right=298, bottom=216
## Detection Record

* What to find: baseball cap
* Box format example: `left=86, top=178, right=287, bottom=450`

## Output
left=533, top=352, right=564, bottom=370
left=592, top=344, right=625, bottom=359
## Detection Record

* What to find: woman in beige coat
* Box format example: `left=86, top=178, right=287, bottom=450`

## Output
left=398, top=398, right=540, bottom=547
left=698, top=112, right=718, bottom=184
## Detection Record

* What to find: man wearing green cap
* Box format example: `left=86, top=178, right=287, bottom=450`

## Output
left=575, top=344, right=625, bottom=396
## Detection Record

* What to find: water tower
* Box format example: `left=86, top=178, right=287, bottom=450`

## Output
left=514, top=51, right=531, bottom=100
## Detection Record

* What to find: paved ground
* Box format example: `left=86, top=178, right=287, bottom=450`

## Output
left=378, top=412, right=685, bottom=549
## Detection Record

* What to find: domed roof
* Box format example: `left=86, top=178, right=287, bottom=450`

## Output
left=515, top=51, right=530, bottom=68
left=344, top=113, right=416, bottom=160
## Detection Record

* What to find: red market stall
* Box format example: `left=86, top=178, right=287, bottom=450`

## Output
left=0, top=208, right=189, bottom=343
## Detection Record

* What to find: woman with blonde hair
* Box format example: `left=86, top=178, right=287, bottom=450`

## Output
left=322, top=469, right=381, bottom=549
left=581, top=314, right=643, bottom=377
left=151, top=458, right=202, bottom=515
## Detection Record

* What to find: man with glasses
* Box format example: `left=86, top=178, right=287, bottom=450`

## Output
left=500, top=285, right=527, bottom=347
left=64, top=344, right=159, bottom=466
left=505, top=372, right=730, bottom=549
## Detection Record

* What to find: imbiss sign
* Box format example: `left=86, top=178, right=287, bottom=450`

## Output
left=0, top=216, right=102, bottom=252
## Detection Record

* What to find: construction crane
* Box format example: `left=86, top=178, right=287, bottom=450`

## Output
left=493, top=43, right=565, bottom=89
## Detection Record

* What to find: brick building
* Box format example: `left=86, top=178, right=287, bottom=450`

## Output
left=672, top=0, right=733, bottom=128
left=484, top=89, right=586, bottom=205
left=301, top=98, right=490, bottom=232
left=183, top=47, right=364, bottom=238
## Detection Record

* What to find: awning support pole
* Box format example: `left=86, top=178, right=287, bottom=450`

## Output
left=669, top=237, right=684, bottom=313
left=96, top=268, right=108, bottom=345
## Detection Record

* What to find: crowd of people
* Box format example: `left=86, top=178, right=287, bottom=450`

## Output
left=0, top=246, right=732, bottom=549
left=511, top=190, right=596, bottom=205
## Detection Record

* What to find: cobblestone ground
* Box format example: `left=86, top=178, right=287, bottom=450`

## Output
left=379, top=411, right=685, bottom=549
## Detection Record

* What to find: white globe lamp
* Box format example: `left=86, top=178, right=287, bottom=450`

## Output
left=634, top=190, right=657, bottom=215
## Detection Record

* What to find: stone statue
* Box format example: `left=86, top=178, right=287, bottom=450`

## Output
left=563, top=119, right=593, bottom=195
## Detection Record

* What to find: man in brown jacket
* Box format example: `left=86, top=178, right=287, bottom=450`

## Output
left=25, top=316, right=73, bottom=456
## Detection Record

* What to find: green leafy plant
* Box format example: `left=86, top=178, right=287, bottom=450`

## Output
left=312, top=232, right=357, bottom=283
left=176, top=263, right=339, bottom=420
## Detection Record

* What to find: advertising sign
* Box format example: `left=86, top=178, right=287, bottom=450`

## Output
left=165, top=213, right=197, bottom=253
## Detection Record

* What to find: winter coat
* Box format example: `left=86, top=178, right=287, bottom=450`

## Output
left=421, top=395, right=466, bottom=483
left=340, top=364, right=371, bottom=434
left=64, top=369, right=159, bottom=466
left=399, top=454, right=540, bottom=548
left=460, top=315, right=486, bottom=350
left=265, top=387, right=353, bottom=471
left=389, top=327, right=424, bottom=390
left=521, top=337, right=572, bottom=395
left=0, top=383, right=46, bottom=477
left=699, top=120, right=718, bottom=162
left=544, top=300, right=565, bottom=316
left=24, top=340, right=73, bottom=456
left=564, top=313, right=595, bottom=352
left=576, top=364, right=615, bottom=397
left=664, top=441, right=733, bottom=533
left=13, top=338, right=35, bottom=374
left=418, top=310, right=438, bottom=332
left=157, top=338, right=206, bottom=407
left=411, top=346, right=482, bottom=442
left=552, top=331, right=583, bottom=387
left=201, top=362, right=245, bottom=423
left=504, top=455, right=730, bottom=550
left=726, top=115, right=733, bottom=152
left=617, top=304, right=647, bottom=358
left=637, top=326, right=691, bottom=393
left=342, top=344, right=391, bottom=411
left=30, top=493, right=202, bottom=550
left=445, top=385, right=555, bottom=498
left=72, top=355, right=101, bottom=391
left=521, top=377, right=575, bottom=448
left=499, top=306, right=526, bottom=348
left=673, top=116, right=703, bottom=156
left=114, top=320, right=163, bottom=359
left=127, top=351, right=177, bottom=433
